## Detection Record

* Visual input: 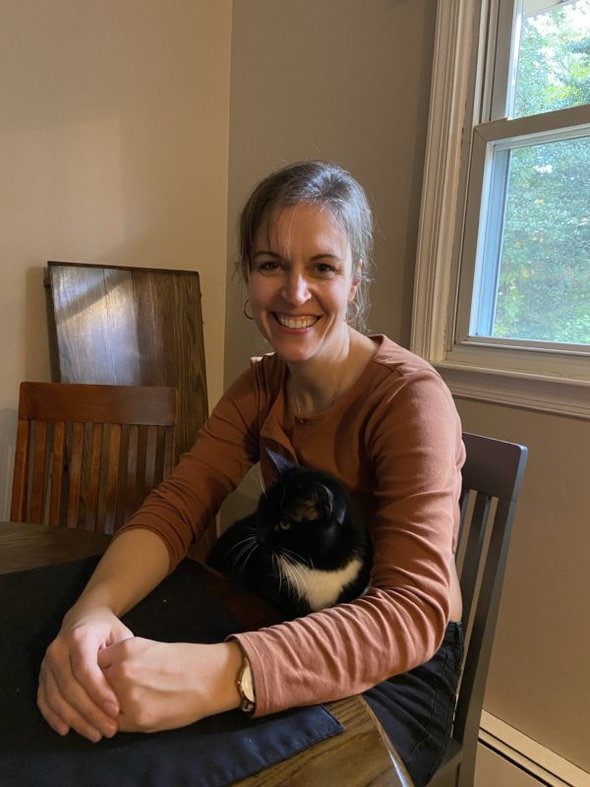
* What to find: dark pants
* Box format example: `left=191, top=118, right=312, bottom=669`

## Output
left=364, top=622, right=464, bottom=787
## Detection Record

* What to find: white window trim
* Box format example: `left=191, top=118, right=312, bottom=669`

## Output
left=411, top=0, right=590, bottom=420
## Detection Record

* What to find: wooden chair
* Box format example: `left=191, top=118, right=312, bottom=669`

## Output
left=428, top=432, right=528, bottom=786
left=10, top=382, right=178, bottom=534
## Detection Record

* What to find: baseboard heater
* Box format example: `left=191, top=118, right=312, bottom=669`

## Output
left=479, top=711, right=589, bottom=786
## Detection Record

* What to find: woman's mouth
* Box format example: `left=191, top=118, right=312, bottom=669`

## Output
left=274, top=313, right=319, bottom=329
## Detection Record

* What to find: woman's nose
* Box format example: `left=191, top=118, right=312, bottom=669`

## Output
left=282, top=271, right=311, bottom=304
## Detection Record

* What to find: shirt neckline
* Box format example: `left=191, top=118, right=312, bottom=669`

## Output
left=286, top=335, right=385, bottom=424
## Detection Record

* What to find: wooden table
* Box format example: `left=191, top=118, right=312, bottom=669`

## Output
left=0, top=522, right=412, bottom=787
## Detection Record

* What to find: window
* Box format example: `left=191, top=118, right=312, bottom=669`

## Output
left=413, top=0, right=590, bottom=417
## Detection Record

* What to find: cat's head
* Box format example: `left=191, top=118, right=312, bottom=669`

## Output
left=256, top=450, right=353, bottom=562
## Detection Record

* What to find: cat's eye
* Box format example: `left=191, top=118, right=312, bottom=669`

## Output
left=278, top=520, right=291, bottom=530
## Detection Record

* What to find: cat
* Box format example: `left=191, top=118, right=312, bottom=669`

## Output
left=207, top=450, right=372, bottom=618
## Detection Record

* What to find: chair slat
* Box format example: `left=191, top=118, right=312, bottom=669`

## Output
left=10, top=420, right=30, bottom=521
left=163, top=428, right=174, bottom=480
left=66, top=422, right=84, bottom=528
left=144, top=425, right=158, bottom=492
left=85, top=423, right=104, bottom=531
left=30, top=421, right=48, bottom=522
left=125, top=424, right=140, bottom=520
left=47, top=421, right=66, bottom=526
left=459, top=491, right=491, bottom=626
left=104, top=423, right=122, bottom=535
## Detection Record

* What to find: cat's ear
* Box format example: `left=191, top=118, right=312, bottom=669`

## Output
left=322, top=485, right=348, bottom=525
left=266, top=448, right=298, bottom=475
left=333, top=498, right=349, bottom=525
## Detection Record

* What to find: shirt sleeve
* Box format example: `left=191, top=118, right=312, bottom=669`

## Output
left=115, top=366, right=262, bottom=568
left=232, top=368, right=465, bottom=716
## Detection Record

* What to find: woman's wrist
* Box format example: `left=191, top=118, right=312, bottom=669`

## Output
left=61, top=604, right=107, bottom=631
left=198, top=641, right=243, bottom=717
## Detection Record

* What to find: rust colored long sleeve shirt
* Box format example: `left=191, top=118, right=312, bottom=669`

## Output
left=118, top=335, right=464, bottom=715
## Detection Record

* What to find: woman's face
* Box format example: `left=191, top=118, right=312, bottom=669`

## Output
left=246, top=203, right=360, bottom=366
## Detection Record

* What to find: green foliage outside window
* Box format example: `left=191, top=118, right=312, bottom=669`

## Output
left=492, top=1, right=590, bottom=344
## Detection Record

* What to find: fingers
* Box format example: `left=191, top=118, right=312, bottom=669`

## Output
left=38, top=662, right=110, bottom=743
left=69, top=634, right=121, bottom=716
left=37, top=628, right=125, bottom=742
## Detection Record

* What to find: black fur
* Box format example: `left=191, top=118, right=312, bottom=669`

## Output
left=207, top=451, right=372, bottom=618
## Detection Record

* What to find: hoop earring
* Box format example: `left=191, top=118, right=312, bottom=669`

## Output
left=346, top=300, right=360, bottom=323
left=243, top=299, right=254, bottom=321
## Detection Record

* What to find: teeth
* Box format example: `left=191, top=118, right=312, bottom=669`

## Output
left=276, top=314, right=317, bottom=329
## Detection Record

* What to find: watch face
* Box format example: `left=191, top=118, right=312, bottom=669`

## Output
left=237, top=656, right=255, bottom=713
left=240, top=660, right=255, bottom=702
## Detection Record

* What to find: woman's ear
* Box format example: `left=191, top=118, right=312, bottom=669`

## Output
left=349, top=259, right=363, bottom=297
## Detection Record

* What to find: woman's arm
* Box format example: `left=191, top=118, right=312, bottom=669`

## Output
left=40, top=529, right=248, bottom=738
left=38, top=365, right=264, bottom=741
left=37, top=528, right=169, bottom=741
left=233, top=368, right=465, bottom=716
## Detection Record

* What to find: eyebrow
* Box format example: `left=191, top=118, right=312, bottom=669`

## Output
left=252, top=250, right=281, bottom=259
left=252, top=250, right=342, bottom=261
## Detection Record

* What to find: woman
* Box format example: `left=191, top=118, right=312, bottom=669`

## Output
left=38, top=161, right=465, bottom=786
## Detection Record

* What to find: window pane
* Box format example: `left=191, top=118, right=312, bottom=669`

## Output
left=489, top=136, right=590, bottom=344
left=512, top=0, right=590, bottom=119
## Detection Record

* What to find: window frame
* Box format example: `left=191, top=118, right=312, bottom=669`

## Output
left=412, top=0, right=590, bottom=419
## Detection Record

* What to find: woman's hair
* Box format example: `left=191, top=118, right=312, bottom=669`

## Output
left=238, top=160, right=374, bottom=332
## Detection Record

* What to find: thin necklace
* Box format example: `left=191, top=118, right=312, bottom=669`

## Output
left=290, top=330, right=358, bottom=418
left=291, top=378, right=343, bottom=420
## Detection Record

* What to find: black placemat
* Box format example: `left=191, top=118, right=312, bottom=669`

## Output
left=0, top=556, right=342, bottom=786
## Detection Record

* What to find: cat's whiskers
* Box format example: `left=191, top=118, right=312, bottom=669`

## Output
left=272, top=553, right=286, bottom=596
left=281, top=547, right=314, bottom=570
left=227, top=530, right=259, bottom=572
left=277, top=549, right=315, bottom=598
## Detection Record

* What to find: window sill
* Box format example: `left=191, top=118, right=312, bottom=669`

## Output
left=436, top=359, right=590, bottom=420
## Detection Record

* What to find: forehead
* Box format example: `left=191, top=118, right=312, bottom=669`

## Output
left=254, top=203, right=350, bottom=253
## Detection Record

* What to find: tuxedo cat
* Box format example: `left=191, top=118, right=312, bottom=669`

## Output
left=207, top=451, right=372, bottom=618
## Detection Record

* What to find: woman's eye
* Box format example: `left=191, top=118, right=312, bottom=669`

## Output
left=257, top=260, right=281, bottom=273
left=313, top=263, right=337, bottom=277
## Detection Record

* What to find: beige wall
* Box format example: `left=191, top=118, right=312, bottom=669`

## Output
left=457, top=399, right=590, bottom=771
left=0, top=0, right=232, bottom=513
left=224, top=0, right=436, bottom=384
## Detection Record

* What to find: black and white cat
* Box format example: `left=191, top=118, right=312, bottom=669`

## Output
left=207, top=451, right=372, bottom=618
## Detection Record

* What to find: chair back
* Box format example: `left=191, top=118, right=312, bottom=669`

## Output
left=10, top=382, right=178, bottom=534
left=429, top=432, right=528, bottom=786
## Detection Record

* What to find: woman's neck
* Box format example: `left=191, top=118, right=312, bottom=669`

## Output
left=287, top=329, right=375, bottom=417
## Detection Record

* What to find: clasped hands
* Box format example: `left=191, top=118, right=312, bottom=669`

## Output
left=37, top=609, right=243, bottom=743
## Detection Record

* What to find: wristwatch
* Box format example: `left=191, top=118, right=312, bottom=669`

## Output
left=236, top=654, right=256, bottom=714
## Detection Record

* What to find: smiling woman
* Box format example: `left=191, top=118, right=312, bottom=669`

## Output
left=246, top=204, right=367, bottom=385
left=238, top=162, right=376, bottom=416
left=37, top=160, right=465, bottom=787
left=239, top=161, right=374, bottom=332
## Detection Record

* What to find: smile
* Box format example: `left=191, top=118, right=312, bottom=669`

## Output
left=274, top=313, right=319, bottom=329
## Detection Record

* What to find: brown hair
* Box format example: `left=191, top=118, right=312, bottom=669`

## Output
left=238, top=160, right=374, bottom=332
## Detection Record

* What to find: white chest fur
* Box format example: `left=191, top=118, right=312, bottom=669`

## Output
left=276, top=556, right=363, bottom=611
